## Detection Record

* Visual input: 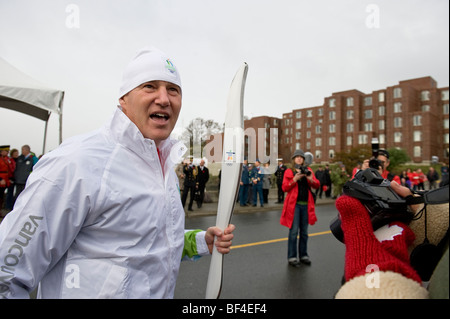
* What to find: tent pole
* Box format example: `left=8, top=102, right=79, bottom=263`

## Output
left=59, top=92, right=64, bottom=145
left=59, top=108, right=63, bottom=145
left=43, top=119, right=48, bottom=155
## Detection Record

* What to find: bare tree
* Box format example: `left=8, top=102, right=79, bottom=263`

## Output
left=181, top=118, right=223, bottom=156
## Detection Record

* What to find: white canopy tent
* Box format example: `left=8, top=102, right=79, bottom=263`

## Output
left=0, top=57, right=64, bottom=154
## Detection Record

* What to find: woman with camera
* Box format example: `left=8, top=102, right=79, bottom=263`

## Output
left=280, top=149, right=320, bottom=267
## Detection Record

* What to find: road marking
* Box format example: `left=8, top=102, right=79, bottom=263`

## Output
left=230, top=230, right=332, bottom=250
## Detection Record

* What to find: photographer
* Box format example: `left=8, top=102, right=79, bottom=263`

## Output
left=280, top=149, right=320, bottom=267
left=370, top=149, right=401, bottom=184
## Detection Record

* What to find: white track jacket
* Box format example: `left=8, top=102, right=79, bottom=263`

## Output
left=0, top=107, right=209, bottom=298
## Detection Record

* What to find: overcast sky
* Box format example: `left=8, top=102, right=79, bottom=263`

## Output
left=1, top=0, right=449, bottom=154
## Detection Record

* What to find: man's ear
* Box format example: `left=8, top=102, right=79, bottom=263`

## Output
left=119, top=96, right=126, bottom=107
left=118, top=95, right=128, bottom=114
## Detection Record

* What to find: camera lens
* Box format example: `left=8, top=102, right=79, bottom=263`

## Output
left=369, top=159, right=382, bottom=169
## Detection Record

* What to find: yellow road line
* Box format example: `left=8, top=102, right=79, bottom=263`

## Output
left=230, top=230, right=332, bottom=250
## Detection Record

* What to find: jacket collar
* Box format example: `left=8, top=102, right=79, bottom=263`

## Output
left=106, top=106, right=187, bottom=168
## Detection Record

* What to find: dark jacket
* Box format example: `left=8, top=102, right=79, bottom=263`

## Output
left=14, top=154, right=37, bottom=184
left=196, top=166, right=209, bottom=186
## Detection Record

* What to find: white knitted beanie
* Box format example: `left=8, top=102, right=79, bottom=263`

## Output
left=119, top=46, right=181, bottom=98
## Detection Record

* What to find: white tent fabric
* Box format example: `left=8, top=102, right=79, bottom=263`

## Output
left=0, top=57, right=64, bottom=153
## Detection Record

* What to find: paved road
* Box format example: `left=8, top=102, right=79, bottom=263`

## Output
left=174, top=202, right=345, bottom=299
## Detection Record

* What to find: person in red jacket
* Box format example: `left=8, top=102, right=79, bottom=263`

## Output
left=280, top=149, right=320, bottom=267
left=0, top=145, right=16, bottom=215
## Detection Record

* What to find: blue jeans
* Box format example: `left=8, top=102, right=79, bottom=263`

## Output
left=287, top=204, right=309, bottom=260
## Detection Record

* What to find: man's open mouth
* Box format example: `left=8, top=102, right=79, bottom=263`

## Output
left=150, top=112, right=170, bottom=121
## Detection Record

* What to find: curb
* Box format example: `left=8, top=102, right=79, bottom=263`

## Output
left=184, top=197, right=336, bottom=218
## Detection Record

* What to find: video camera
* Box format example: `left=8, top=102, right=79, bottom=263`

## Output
left=330, top=167, right=449, bottom=243
left=368, top=137, right=384, bottom=170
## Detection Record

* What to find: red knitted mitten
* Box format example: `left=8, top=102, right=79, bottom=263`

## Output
left=335, top=195, right=421, bottom=283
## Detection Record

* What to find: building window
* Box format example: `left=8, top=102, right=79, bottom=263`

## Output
left=329, top=150, right=335, bottom=159
left=315, top=150, right=322, bottom=159
left=329, top=98, right=336, bottom=107
left=394, top=87, right=402, bottom=98
left=315, top=125, right=322, bottom=134
left=443, top=104, right=449, bottom=114
left=378, top=92, right=385, bottom=103
left=295, top=143, right=301, bottom=150
left=347, top=110, right=354, bottom=119
left=296, top=111, right=302, bottom=118
left=329, top=136, right=336, bottom=146
left=394, top=102, right=402, bottom=113
left=296, top=121, right=301, bottom=129
left=364, top=123, right=373, bottom=132
left=444, top=134, right=449, bottom=144
left=379, top=134, right=386, bottom=144
left=394, top=117, right=402, bottom=128
left=295, top=132, right=301, bottom=139
left=329, top=124, right=336, bottom=133
left=394, top=132, right=402, bottom=143
left=306, top=142, right=311, bottom=150
left=347, top=136, right=353, bottom=146
left=365, top=110, right=373, bottom=119
left=421, top=90, right=430, bottom=101
left=413, top=131, right=422, bottom=142
left=414, top=146, right=422, bottom=157
left=346, top=123, right=354, bottom=132
left=347, top=97, right=354, bottom=107
left=442, top=90, right=449, bottom=101
left=379, top=106, right=385, bottom=116
left=307, top=120, right=311, bottom=128
left=379, top=120, right=385, bottom=130
left=329, top=111, right=336, bottom=120
left=285, top=128, right=289, bottom=135
left=307, top=131, right=311, bottom=139
left=413, top=115, right=422, bottom=126
left=306, top=110, right=313, bottom=117
left=364, top=96, right=372, bottom=106
left=358, top=134, right=368, bottom=144
left=444, top=119, right=449, bottom=129
left=315, top=138, right=322, bottom=147
left=318, top=108, right=323, bottom=116
left=422, top=105, right=430, bottom=112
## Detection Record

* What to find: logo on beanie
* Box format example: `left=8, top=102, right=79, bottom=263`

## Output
left=165, top=59, right=176, bottom=74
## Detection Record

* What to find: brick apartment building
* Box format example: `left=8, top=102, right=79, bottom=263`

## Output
left=244, top=76, right=449, bottom=165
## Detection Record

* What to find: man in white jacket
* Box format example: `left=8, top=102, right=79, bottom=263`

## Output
left=0, top=47, right=234, bottom=299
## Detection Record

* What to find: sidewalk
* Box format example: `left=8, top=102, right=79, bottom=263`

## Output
left=184, top=191, right=336, bottom=218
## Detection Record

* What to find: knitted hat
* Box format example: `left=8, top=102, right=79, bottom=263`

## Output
left=291, top=149, right=305, bottom=159
left=335, top=195, right=422, bottom=284
left=119, top=46, right=182, bottom=99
